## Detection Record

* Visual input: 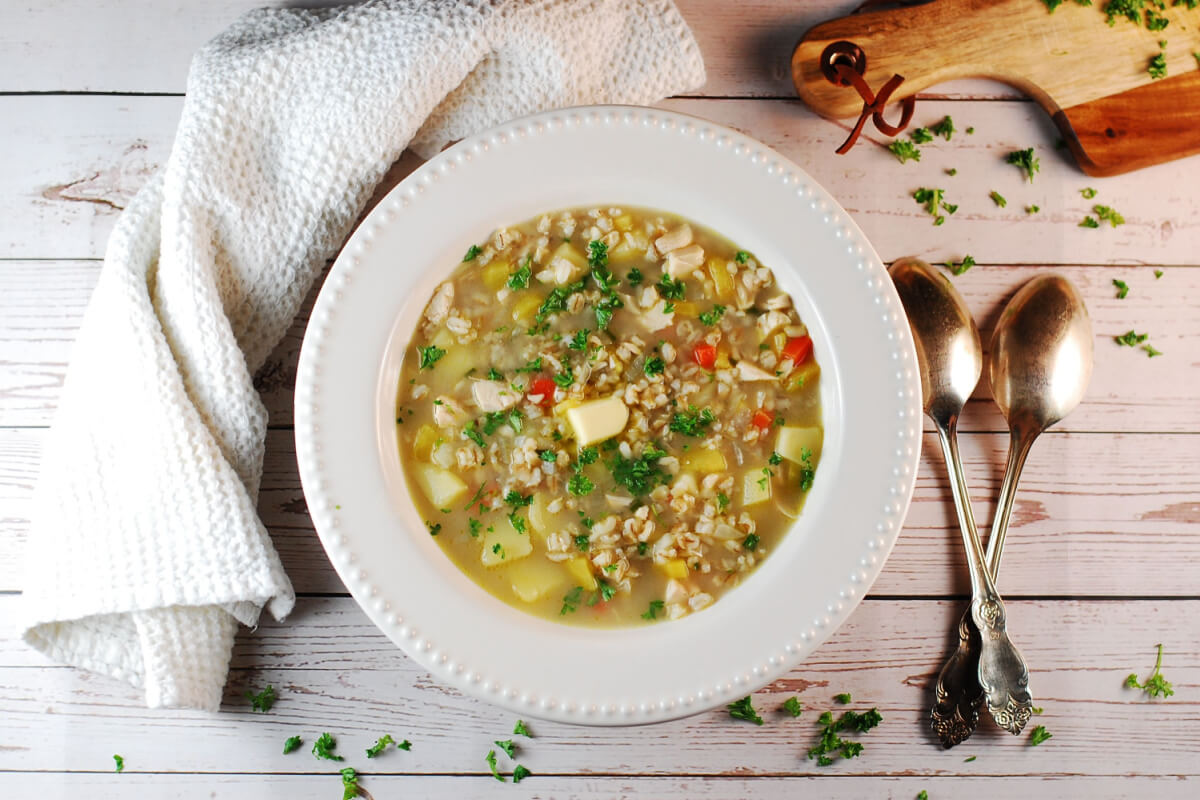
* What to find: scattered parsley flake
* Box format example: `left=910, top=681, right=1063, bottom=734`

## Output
left=945, top=255, right=976, bottom=276
left=699, top=304, right=727, bottom=326
left=918, top=792, right=928, bottom=800
left=728, top=695, right=764, bottom=725
left=553, top=367, right=575, bottom=388
left=113, top=754, right=124, bottom=773
left=966, top=126, right=975, bottom=134
left=538, top=449, right=558, bottom=463
left=246, top=685, right=276, bottom=712
left=507, top=258, right=532, bottom=290
left=507, top=513, right=527, bottom=534
left=341, top=767, right=360, bottom=800
left=782, top=697, right=804, bottom=717
left=366, top=734, right=396, bottom=758
left=464, top=421, right=486, bottom=448
left=578, top=446, right=599, bottom=465
left=574, top=533, right=590, bottom=552
left=560, top=586, right=583, bottom=615
left=989, top=190, right=1007, bottom=208
left=1113, top=278, right=1130, bottom=298
left=462, top=244, right=483, bottom=262
left=644, top=355, right=666, bottom=376
left=1114, top=330, right=1149, bottom=347
left=1079, top=216, right=1100, bottom=228
left=494, top=739, right=517, bottom=758
left=1029, top=725, right=1052, bottom=746
left=417, top=345, right=446, bottom=370
left=834, top=692, right=852, bottom=704
left=1006, top=147, right=1040, bottom=182
left=656, top=273, right=686, bottom=300
left=609, top=444, right=670, bottom=496
left=807, top=706, right=884, bottom=766
left=641, top=599, right=665, bottom=620
left=945, top=167, right=958, bottom=176
left=910, top=127, right=934, bottom=144
left=313, top=732, right=344, bottom=761
left=567, top=328, right=590, bottom=351
left=964, top=755, right=977, bottom=762
left=513, top=720, right=532, bottom=737
left=425, top=520, right=442, bottom=536
left=1149, top=53, right=1168, bottom=79
left=1155, top=269, right=1164, bottom=279
left=468, top=518, right=482, bottom=537
left=588, top=239, right=609, bottom=268
left=743, top=533, right=760, bottom=551
left=627, top=267, right=644, bottom=285
left=1026, top=204, right=1040, bottom=214
left=669, top=405, right=715, bottom=436
left=1125, top=643, right=1175, bottom=697
left=932, top=115, right=955, bottom=140
left=513, top=764, right=532, bottom=783
left=913, top=187, right=956, bottom=225
left=888, top=140, right=921, bottom=164
left=735, top=250, right=750, bottom=264
left=1081, top=187, right=1097, bottom=199
left=504, top=490, right=533, bottom=508
left=486, top=750, right=506, bottom=782
left=717, top=492, right=730, bottom=510
left=283, top=736, right=302, bottom=754
left=1094, top=204, right=1125, bottom=227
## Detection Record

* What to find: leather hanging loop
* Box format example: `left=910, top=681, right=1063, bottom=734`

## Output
left=819, top=41, right=915, bottom=155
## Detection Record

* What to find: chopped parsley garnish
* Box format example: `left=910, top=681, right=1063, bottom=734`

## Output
left=913, top=187, right=957, bottom=225
left=807, top=707, right=883, bottom=766
left=1079, top=216, right=1100, bottom=228
left=340, top=767, right=359, bottom=800
left=494, top=739, right=517, bottom=758
left=909, top=126, right=933, bottom=144
left=1094, top=204, right=1126, bottom=227
left=505, top=490, right=532, bottom=508
left=1114, top=330, right=1149, bottom=347
left=769, top=451, right=783, bottom=466
left=486, top=749, right=505, bottom=782
left=699, top=304, right=727, bottom=326
left=1144, top=344, right=1163, bottom=358
left=515, top=357, right=543, bottom=373
left=662, top=301, right=676, bottom=314
left=595, top=292, right=624, bottom=330
left=507, top=514, right=526, bottom=535
left=932, top=115, right=955, bottom=140
left=644, top=356, right=666, bottom=376
left=537, top=278, right=587, bottom=319
left=506, top=257, right=532, bottom=290
left=468, top=518, right=482, bottom=537
left=1125, top=643, right=1174, bottom=697
left=527, top=320, right=550, bottom=336
left=113, top=754, right=124, bottom=772
left=553, top=367, right=575, bottom=388
left=946, top=167, right=957, bottom=176
left=246, top=685, right=276, bottom=712
left=656, top=273, right=686, bottom=300
left=487, top=367, right=504, bottom=381
left=417, top=345, right=446, bottom=369
left=312, top=732, right=344, bottom=761
left=1113, top=278, right=1130, bottom=299
left=588, top=239, right=609, bottom=268
left=834, top=692, right=852, bottom=704
left=735, top=250, right=750, bottom=264
left=728, top=695, right=764, bottom=725
left=513, top=764, right=532, bottom=783
left=798, top=446, right=816, bottom=492
left=669, top=405, right=715, bottom=436
left=966, top=126, right=975, bottom=134
left=1006, top=147, right=1040, bottom=182
left=609, top=444, right=670, bottom=496
left=717, top=492, right=730, bottom=511
left=1149, top=52, right=1168, bottom=79
left=462, top=244, right=483, bottom=262
left=366, top=734, right=396, bottom=758
left=989, top=190, right=1007, bottom=208
left=918, top=792, right=928, bottom=800
left=1026, top=205, right=1040, bottom=214
left=425, top=520, right=441, bottom=536
left=1029, top=725, right=1052, bottom=746
left=637, top=541, right=649, bottom=555
left=513, top=720, right=532, bottom=737
left=627, top=268, right=644, bottom=286
left=573, top=535, right=590, bottom=554
left=964, top=755, right=977, bottom=762
left=492, top=543, right=506, bottom=559
left=782, top=697, right=804, bottom=717
left=538, top=449, right=557, bottom=462
left=568, top=328, right=590, bottom=350
left=1081, top=187, right=1097, bottom=199
left=578, top=446, right=599, bottom=465
left=560, top=586, right=583, bottom=615
left=887, top=140, right=921, bottom=164
left=1155, top=269, right=1164, bottom=279
left=283, top=736, right=302, bottom=754
left=641, top=599, right=665, bottom=620
left=593, top=581, right=617, bottom=603
left=464, top=421, right=486, bottom=448
left=742, top=533, right=760, bottom=551
left=945, top=255, right=976, bottom=276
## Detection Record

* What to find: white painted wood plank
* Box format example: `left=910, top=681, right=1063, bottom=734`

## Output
left=2, top=254, right=1196, bottom=432
left=1, top=597, right=1197, bottom=777
left=3, top=773, right=1196, bottom=800
left=6, top=96, right=1198, bottom=264
left=0, top=0, right=1022, bottom=100
left=3, top=428, right=1198, bottom=596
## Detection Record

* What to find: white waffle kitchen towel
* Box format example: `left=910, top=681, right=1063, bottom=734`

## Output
left=21, top=0, right=705, bottom=711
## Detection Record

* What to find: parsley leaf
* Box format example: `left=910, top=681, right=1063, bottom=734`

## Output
left=417, top=345, right=446, bottom=369
left=588, top=239, right=609, bottom=268
left=486, top=749, right=505, bottom=782
left=989, top=190, right=1007, bottom=208
left=627, top=268, right=644, bottom=285
left=578, top=446, right=599, bottom=464
left=507, top=257, right=532, bottom=290
left=807, top=706, right=884, bottom=766
left=913, top=187, right=957, bottom=225
left=644, top=356, right=666, bottom=376
left=513, top=764, right=532, bottom=783
left=669, top=405, right=715, bottom=436
left=113, top=754, right=124, bottom=773
left=656, top=273, right=686, bottom=300
left=909, top=127, right=934, bottom=144
left=727, top=695, right=764, bottom=725
left=1125, top=643, right=1174, bottom=698
left=1006, top=147, right=1040, bottom=182
left=931, top=115, right=955, bottom=140
left=463, top=421, right=486, bottom=448
left=1114, top=330, right=1149, bottom=347
left=245, top=685, right=276, bottom=712
left=945, top=255, right=976, bottom=276
left=513, top=720, right=532, bottom=737
left=595, top=292, right=624, bottom=330
left=735, top=250, right=750, bottom=264
left=312, top=732, right=344, bottom=761
left=717, top=492, right=730, bottom=511
left=699, top=304, right=726, bottom=326
left=1079, top=216, right=1100, bottom=228
left=463, top=244, right=483, bottom=262
left=1094, top=204, right=1126, bottom=227
left=743, top=533, right=760, bottom=551
left=641, top=599, right=665, bottom=620
left=341, top=767, right=360, bottom=800
left=425, top=520, right=441, bottom=536
left=553, top=367, right=575, bottom=388
left=888, top=140, right=921, bottom=164
left=609, top=444, right=670, bottom=496
left=1026, top=205, right=1040, bottom=214
left=515, top=356, right=543, bottom=374
left=366, top=734, right=396, bottom=758
left=560, top=586, right=583, bottom=615
left=567, top=472, right=595, bottom=496
left=782, top=697, right=804, bottom=717
left=1113, top=278, right=1130, bottom=299
left=568, top=328, right=590, bottom=351
left=538, top=449, right=558, bottom=462
left=494, top=739, right=517, bottom=758
left=1029, top=725, right=1052, bottom=746
left=283, top=736, right=302, bottom=755
left=1081, top=187, right=1097, bottom=199
left=835, top=692, right=852, bottom=705
left=1149, top=52, right=1168, bottom=79
left=468, top=518, right=482, bottom=537
left=1143, top=343, right=1163, bottom=358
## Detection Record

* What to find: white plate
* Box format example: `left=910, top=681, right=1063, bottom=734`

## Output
left=295, top=105, right=921, bottom=726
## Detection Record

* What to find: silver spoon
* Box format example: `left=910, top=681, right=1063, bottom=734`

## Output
left=889, top=257, right=1033, bottom=741
left=928, top=273, right=1094, bottom=746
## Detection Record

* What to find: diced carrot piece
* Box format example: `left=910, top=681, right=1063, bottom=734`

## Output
left=527, top=376, right=557, bottom=407
left=692, top=343, right=717, bottom=369
left=751, top=409, right=774, bottom=430
left=781, top=335, right=813, bottom=365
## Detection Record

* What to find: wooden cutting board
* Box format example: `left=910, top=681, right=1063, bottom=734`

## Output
left=792, top=0, right=1200, bottom=176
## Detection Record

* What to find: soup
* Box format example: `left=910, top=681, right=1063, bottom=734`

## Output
left=396, top=207, right=822, bottom=626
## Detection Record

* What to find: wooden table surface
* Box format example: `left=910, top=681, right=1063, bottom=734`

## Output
left=2, top=1, right=1198, bottom=797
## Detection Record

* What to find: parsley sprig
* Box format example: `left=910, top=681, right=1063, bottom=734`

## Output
left=1006, top=147, right=1041, bottom=182
left=1125, top=643, right=1175, bottom=698
left=807, top=706, right=883, bottom=766
left=913, top=188, right=957, bottom=226
left=727, top=695, right=764, bottom=725
left=245, top=685, right=276, bottom=712
left=888, top=140, right=921, bottom=164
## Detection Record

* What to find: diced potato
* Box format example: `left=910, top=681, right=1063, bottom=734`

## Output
left=614, top=214, right=633, bottom=231
left=481, top=522, right=533, bottom=567
left=657, top=558, right=689, bottom=580
left=565, top=394, right=629, bottom=446
left=742, top=469, right=772, bottom=506
left=565, top=556, right=598, bottom=591
left=671, top=301, right=699, bottom=319
left=682, top=448, right=727, bottom=473
left=788, top=360, right=821, bottom=391
left=414, top=463, right=467, bottom=507
left=714, top=350, right=731, bottom=369
left=511, top=293, right=544, bottom=324
left=435, top=344, right=474, bottom=378
left=549, top=242, right=588, bottom=280
left=482, top=260, right=511, bottom=291
left=508, top=558, right=568, bottom=602
left=708, top=258, right=736, bottom=301
left=412, top=424, right=438, bottom=460
left=529, top=492, right=571, bottom=538
left=775, top=426, right=823, bottom=465
left=429, top=327, right=455, bottom=349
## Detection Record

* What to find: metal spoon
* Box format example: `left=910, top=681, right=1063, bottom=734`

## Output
left=927, top=273, right=1094, bottom=746
left=889, top=257, right=1033, bottom=742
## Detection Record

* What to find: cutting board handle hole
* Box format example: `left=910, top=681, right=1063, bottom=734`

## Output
left=821, top=41, right=867, bottom=86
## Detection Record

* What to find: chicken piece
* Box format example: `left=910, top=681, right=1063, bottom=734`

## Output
left=471, top=380, right=520, bottom=412
left=424, top=282, right=454, bottom=326
left=735, top=361, right=777, bottom=382
left=431, top=395, right=468, bottom=427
